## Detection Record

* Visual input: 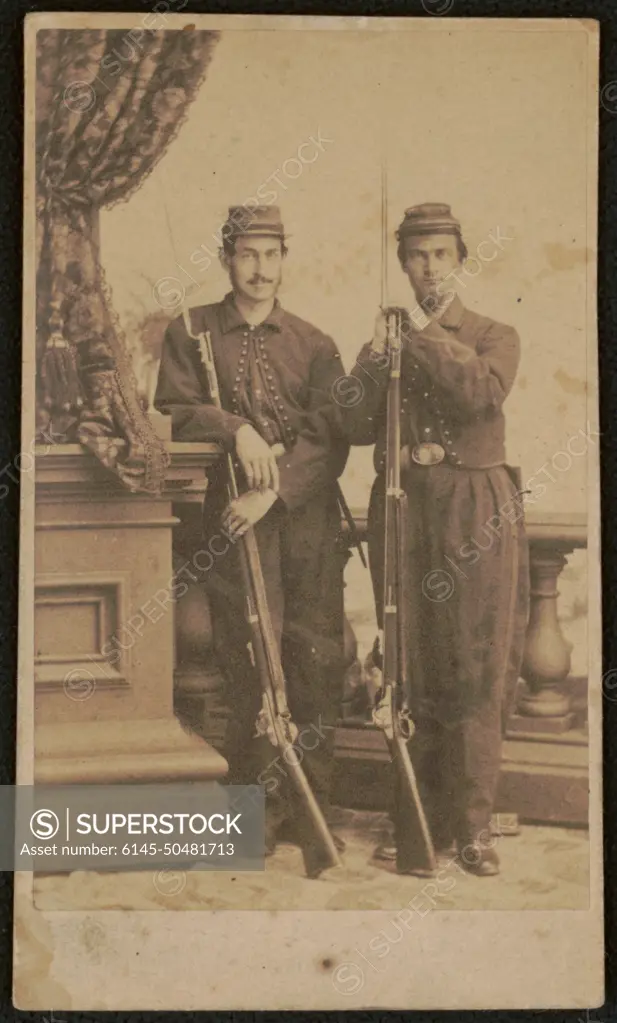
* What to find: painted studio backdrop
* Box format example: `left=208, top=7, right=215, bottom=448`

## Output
left=103, top=27, right=589, bottom=672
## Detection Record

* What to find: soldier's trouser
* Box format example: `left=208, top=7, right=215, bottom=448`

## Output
left=397, top=692, right=505, bottom=852
left=368, top=464, right=528, bottom=854
left=203, top=488, right=346, bottom=832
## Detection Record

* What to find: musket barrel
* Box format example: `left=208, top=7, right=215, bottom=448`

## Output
left=376, top=257, right=436, bottom=873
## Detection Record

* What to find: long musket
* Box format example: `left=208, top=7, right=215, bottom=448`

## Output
left=372, top=165, right=437, bottom=874
left=183, top=311, right=342, bottom=879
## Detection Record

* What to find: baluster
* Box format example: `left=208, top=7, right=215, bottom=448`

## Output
left=511, top=542, right=575, bottom=733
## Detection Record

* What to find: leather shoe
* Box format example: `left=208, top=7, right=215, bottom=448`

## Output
left=458, top=842, right=500, bottom=877
left=373, top=843, right=437, bottom=877
left=373, top=838, right=455, bottom=863
left=373, top=842, right=397, bottom=862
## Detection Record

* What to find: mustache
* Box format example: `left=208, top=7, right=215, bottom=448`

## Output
left=247, top=275, right=275, bottom=285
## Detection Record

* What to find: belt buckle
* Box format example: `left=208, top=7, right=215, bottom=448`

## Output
left=411, top=442, right=446, bottom=466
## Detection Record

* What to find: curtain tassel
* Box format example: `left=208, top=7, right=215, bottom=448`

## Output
left=41, top=332, right=84, bottom=413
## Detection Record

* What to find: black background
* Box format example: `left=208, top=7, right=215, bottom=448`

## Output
left=0, top=1, right=615, bottom=1021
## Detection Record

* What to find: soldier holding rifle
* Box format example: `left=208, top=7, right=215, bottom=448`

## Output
left=342, top=202, right=529, bottom=876
left=154, top=205, right=349, bottom=864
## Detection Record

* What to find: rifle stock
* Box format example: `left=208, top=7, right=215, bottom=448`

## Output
left=188, top=317, right=341, bottom=879
left=394, top=492, right=437, bottom=873
left=236, top=514, right=342, bottom=878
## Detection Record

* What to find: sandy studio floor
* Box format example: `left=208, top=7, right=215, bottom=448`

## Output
left=34, top=808, right=589, bottom=913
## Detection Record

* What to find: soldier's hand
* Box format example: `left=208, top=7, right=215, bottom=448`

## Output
left=372, top=307, right=410, bottom=354
left=222, top=489, right=279, bottom=539
left=371, top=310, right=388, bottom=354
left=235, top=424, right=280, bottom=492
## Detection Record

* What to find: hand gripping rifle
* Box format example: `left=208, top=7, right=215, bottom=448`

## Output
left=184, top=312, right=342, bottom=879
left=371, top=169, right=437, bottom=875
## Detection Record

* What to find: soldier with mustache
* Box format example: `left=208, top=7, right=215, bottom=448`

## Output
left=154, top=205, right=349, bottom=857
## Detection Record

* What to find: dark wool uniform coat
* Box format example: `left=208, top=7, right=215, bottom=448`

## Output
left=154, top=292, right=349, bottom=827
left=341, top=295, right=529, bottom=849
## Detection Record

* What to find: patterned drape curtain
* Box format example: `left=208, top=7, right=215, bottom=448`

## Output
left=35, top=28, right=219, bottom=492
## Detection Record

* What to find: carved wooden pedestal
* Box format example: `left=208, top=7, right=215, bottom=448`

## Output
left=34, top=443, right=228, bottom=784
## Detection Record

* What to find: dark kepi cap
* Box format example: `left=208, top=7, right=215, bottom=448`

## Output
left=396, top=203, right=462, bottom=240
left=222, top=204, right=286, bottom=243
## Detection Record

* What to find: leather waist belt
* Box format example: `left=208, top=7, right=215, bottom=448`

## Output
left=405, top=460, right=507, bottom=472
left=375, top=459, right=507, bottom=474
